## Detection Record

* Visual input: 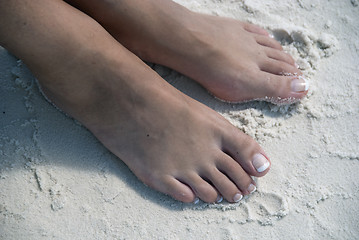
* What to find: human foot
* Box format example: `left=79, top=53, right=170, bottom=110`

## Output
left=39, top=31, right=271, bottom=204
left=66, top=0, right=309, bottom=104
left=71, top=57, right=271, bottom=203
left=0, top=0, right=271, bottom=203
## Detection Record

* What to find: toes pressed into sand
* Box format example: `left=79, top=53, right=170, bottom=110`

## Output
left=169, top=155, right=269, bottom=204
left=185, top=17, right=309, bottom=104
left=86, top=1, right=309, bottom=104
left=149, top=127, right=271, bottom=204
left=211, top=41, right=309, bottom=103
left=256, top=73, right=309, bottom=102
left=250, top=27, right=309, bottom=103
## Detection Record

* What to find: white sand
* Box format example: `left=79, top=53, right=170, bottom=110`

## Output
left=1, top=0, right=358, bottom=239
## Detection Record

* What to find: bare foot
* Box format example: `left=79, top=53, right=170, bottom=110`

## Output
left=0, top=0, right=271, bottom=203
left=64, top=53, right=271, bottom=203
left=67, top=0, right=309, bottom=104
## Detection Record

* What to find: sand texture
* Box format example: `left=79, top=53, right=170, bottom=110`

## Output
left=1, top=0, right=358, bottom=239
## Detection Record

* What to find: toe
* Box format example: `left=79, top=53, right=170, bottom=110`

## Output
left=214, top=153, right=258, bottom=196
left=159, top=176, right=196, bottom=203
left=205, top=164, right=244, bottom=202
left=255, top=35, right=283, bottom=50
left=258, top=72, right=309, bottom=100
left=259, top=58, right=301, bottom=76
left=265, top=47, right=296, bottom=66
left=243, top=22, right=270, bottom=36
left=182, top=173, right=218, bottom=203
left=226, top=66, right=309, bottom=102
left=221, top=126, right=271, bottom=177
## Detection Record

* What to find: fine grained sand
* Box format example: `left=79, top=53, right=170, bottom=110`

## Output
left=0, top=0, right=358, bottom=239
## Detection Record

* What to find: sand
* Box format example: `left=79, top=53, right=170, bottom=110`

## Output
left=1, top=0, right=358, bottom=239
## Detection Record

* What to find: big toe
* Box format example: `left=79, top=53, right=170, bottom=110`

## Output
left=222, top=126, right=271, bottom=177
left=257, top=72, right=309, bottom=104
left=250, top=48, right=309, bottom=103
left=220, top=61, right=309, bottom=104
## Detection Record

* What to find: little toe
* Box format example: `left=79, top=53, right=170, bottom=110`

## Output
left=182, top=173, right=218, bottom=203
left=255, top=35, right=283, bottom=50
left=160, top=176, right=196, bottom=203
left=243, top=22, right=270, bottom=36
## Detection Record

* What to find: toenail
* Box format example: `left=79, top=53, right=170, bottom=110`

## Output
left=216, top=195, right=223, bottom=203
left=193, top=198, right=199, bottom=204
left=247, top=184, right=257, bottom=194
left=233, top=193, right=243, bottom=203
left=252, top=153, right=270, bottom=173
left=291, top=76, right=309, bottom=92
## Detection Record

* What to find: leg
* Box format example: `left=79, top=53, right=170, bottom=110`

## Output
left=0, top=0, right=270, bottom=203
left=65, top=0, right=309, bottom=104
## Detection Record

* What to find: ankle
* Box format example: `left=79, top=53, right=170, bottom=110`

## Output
left=82, top=0, right=196, bottom=61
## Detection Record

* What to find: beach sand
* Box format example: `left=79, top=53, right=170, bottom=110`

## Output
left=0, top=0, right=358, bottom=239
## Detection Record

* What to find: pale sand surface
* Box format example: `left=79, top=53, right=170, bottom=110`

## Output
left=1, top=0, right=358, bottom=239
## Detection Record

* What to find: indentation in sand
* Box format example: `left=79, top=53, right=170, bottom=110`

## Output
left=190, top=191, right=288, bottom=226
left=271, top=27, right=338, bottom=75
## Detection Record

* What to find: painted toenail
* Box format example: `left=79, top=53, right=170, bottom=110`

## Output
left=291, top=76, right=309, bottom=92
left=216, top=195, right=223, bottom=203
left=193, top=198, right=199, bottom=204
left=252, top=153, right=270, bottom=173
left=233, top=193, right=243, bottom=203
left=247, top=184, right=257, bottom=194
